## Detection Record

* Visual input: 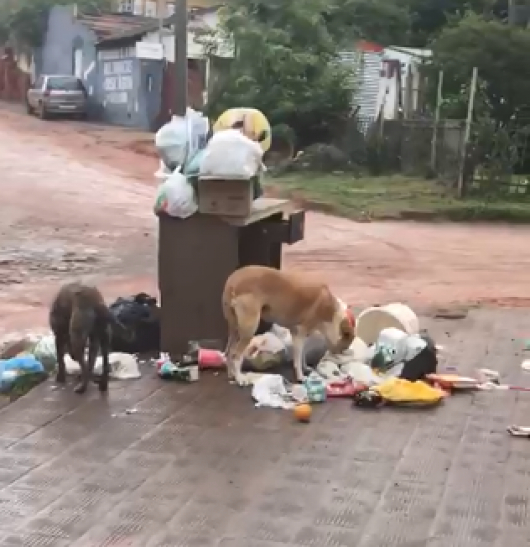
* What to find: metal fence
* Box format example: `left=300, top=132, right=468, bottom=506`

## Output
left=346, top=115, right=530, bottom=198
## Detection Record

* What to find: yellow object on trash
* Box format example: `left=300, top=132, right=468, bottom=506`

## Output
left=214, top=108, right=271, bottom=153
left=372, top=378, right=447, bottom=405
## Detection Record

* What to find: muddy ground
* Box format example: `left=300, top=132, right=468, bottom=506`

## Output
left=1, top=103, right=529, bottom=337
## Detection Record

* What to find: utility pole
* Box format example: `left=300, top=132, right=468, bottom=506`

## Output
left=174, top=0, right=188, bottom=116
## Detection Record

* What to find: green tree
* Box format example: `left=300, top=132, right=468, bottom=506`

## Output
left=406, top=0, right=508, bottom=46
left=325, top=0, right=412, bottom=47
left=206, top=0, right=354, bottom=147
left=429, top=13, right=530, bottom=125
left=0, top=0, right=110, bottom=48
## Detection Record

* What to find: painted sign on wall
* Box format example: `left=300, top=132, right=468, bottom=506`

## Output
left=102, top=58, right=133, bottom=104
left=98, top=48, right=135, bottom=105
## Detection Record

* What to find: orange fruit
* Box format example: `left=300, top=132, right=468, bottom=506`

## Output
left=294, top=403, right=312, bottom=423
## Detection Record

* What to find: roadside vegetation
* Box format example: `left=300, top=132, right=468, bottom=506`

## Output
left=268, top=174, right=530, bottom=222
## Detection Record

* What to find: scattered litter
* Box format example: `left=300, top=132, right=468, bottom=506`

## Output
left=326, top=379, right=366, bottom=398
left=244, top=326, right=291, bottom=371
left=352, top=389, right=385, bottom=409
left=0, top=355, right=46, bottom=393
left=157, top=359, right=199, bottom=382
left=304, top=372, right=327, bottom=403
left=293, top=403, right=312, bottom=423
left=477, top=368, right=500, bottom=384
left=522, top=360, right=530, bottom=372
left=371, top=377, right=447, bottom=406
left=198, top=348, right=226, bottom=369
left=65, top=353, right=141, bottom=380
left=33, top=335, right=57, bottom=371
left=426, top=373, right=480, bottom=391
left=109, top=293, right=161, bottom=355
left=251, top=374, right=309, bottom=409
left=507, top=425, right=530, bottom=438
left=252, top=374, right=294, bottom=409
left=112, top=408, right=139, bottom=418
left=356, top=303, right=419, bottom=346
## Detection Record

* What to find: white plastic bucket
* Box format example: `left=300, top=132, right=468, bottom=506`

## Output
left=355, top=303, right=419, bottom=346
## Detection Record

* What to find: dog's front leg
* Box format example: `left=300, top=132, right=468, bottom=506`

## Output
left=290, top=331, right=307, bottom=383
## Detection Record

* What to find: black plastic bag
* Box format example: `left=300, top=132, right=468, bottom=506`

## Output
left=109, top=293, right=161, bottom=354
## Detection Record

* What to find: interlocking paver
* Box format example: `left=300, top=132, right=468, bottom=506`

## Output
left=0, top=309, right=528, bottom=546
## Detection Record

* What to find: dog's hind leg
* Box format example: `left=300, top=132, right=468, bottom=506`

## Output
left=229, top=295, right=260, bottom=387
left=73, top=335, right=90, bottom=394
left=224, top=330, right=237, bottom=380
left=54, top=332, right=68, bottom=385
left=98, top=328, right=111, bottom=393
left=230, top=336, right=254, bottom=387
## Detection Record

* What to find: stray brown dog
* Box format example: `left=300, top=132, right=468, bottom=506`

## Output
left=50, top=282, right=116, bottom=394
left=222, top=265, right=355, bottom=386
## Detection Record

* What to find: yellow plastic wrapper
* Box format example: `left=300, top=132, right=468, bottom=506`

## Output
left=214, top=107, right=271, bottom=153
left=372, top=378, right=446, bottom=405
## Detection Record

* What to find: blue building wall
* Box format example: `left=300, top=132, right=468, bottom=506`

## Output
left=95, top=48, right=163, bottom=130
left=40, top=5, right=163, bottom=130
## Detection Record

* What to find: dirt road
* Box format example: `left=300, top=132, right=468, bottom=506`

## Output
left=1, top=105, right=529, bottom=336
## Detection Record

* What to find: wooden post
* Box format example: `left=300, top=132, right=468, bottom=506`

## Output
left=174, top=0, right=188, bottom=115
left=430, top=70, right=443, bottom=173
left=457, top=67, right=478, bottom=198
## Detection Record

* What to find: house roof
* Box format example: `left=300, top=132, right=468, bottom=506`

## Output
left=79, top=6, right=220, bottom=47
left=77, top=13, right=157, bottom=42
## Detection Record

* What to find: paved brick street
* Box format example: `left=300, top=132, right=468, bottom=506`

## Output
left=0, top=309, right=528, bottom=546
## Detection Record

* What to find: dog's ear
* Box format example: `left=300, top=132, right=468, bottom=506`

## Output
left=340, top=316, right=355, bottom=342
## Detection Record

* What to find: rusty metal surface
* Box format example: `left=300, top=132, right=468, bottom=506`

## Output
left=0, top=308, right=529, bottom=546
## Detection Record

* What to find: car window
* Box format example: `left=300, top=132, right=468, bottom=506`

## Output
left=46, top=77, right=85, bottom=91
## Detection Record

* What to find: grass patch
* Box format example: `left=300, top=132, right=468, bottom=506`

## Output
left=266, top=173, right=530, bottom=222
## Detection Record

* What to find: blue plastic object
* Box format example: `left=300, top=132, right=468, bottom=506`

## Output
left=0, top=355, right=45, bottom=392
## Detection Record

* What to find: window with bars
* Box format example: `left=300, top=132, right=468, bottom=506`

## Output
left=118, top=0, right=133, bottom=13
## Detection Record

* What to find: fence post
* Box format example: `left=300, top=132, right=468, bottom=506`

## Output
left=457, top=67, right=478, bottom=198
left=430, top=70, right=443, bottom=174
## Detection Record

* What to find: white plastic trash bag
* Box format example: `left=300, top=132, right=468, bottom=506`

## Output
left=155, top=115, right=190, bottom=170
left=64, top=353, right=141, bottom=380
left=155, top=109, right=209, bottom=171
left=154, top=159, right=172, bottom=182
left=154, top=169, right=198, bottom=218
left=252, top=374, right=294, bottom=409
left=199, top=129, right=264, bottom=180
left=33, top=335, right=57, bottom=371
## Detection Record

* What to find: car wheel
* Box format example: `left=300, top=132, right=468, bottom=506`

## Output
left=38, top=103, right=48, bottom=120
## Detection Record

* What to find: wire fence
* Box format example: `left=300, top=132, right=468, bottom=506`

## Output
left=345, top=115, right=530, bottom=198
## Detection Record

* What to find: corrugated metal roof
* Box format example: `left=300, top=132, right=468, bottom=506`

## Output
left=340, top=49, right=382, bottom=120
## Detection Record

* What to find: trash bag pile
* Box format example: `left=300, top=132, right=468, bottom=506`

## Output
left=154, top=107, right=271, bottom=218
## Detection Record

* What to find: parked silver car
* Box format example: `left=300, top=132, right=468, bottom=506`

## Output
left=26, top=75, right=88, bottom=120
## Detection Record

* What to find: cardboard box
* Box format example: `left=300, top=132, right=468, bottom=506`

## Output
left=197, top=178, right=253, bottom=217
